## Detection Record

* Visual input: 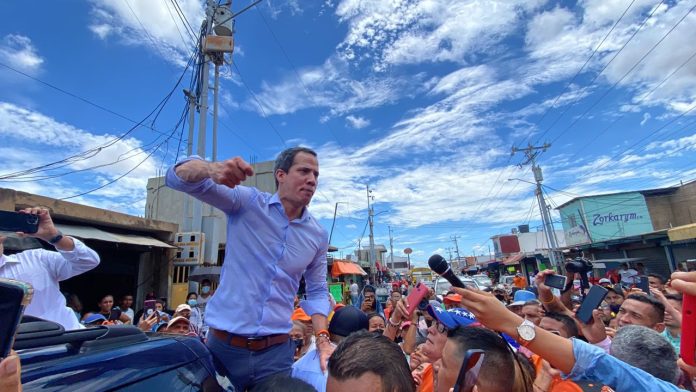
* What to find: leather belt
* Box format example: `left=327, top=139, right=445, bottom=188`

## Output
left=211, top=328, right=289, bottom=351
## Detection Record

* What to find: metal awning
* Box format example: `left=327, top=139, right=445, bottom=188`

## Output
left=55, top=223, right=175, bottom=248
left=668, top=223, right=696, bottom=242
left=503, top=253, right=524, bottom=266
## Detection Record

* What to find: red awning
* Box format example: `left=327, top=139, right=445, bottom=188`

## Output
left=503, top=253, right=524, bottom=266
left=331, top=261, right=368, bottom=278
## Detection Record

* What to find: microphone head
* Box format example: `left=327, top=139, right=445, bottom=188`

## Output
left=428, top=254, right=449, bottom=275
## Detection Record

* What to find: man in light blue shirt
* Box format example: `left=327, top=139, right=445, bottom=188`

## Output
left=166, top=147, right=332, bottom=391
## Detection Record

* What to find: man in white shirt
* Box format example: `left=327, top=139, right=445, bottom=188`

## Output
left=349, top=279, right=359, bottom=306
left=619, top=262, right=639, bottom=286
left=0, top=207, right=100, bottom=330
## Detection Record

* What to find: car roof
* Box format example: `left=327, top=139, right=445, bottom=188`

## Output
left=16, top=317, right=214, bottom=391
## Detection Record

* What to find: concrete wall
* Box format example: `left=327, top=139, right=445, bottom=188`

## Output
left=517, top=230, right=567, bottom=253
left=646, top=194, right=676, bottom=231
left=668, top=181, right=696, bottom=227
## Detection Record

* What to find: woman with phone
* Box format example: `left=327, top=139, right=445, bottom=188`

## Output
left=96, top=294, right=131, bottom=324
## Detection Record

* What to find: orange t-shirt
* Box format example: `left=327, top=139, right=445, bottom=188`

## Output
left=531, top=354, right=583, bottom=392
left=513, top=276, right=527, bottom=289
left=417, top=363, right=434, bottom=392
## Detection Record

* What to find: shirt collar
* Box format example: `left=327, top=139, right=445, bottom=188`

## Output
left=0, top=253, right=19, bottom=268
left=270, top=193, right=311, bottom=222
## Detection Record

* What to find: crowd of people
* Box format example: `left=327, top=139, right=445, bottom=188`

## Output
left=2, top=147, right=696, bottom=392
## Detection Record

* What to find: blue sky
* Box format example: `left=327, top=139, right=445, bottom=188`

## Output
left=1, top=0, right=695, bottom=267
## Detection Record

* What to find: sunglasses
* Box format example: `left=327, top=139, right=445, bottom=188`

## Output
left=453, top=349, right=485, bottom=392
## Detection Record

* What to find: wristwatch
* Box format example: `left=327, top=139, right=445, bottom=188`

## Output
left=516, top=319, right=536, bottom=347
left=48, top=231, right=64, bottom=245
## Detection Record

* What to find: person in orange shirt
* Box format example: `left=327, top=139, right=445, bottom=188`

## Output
left=513, top=272, right=528, bottom=289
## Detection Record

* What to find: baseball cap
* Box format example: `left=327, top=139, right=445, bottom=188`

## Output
left=508, top=290, right=536, bottom=307
left=152, top=321, right=168, bottom=332
left=175, top=304, right=191, bottom=313
left=167, top=315, right=190, bottom=329
left=329, top=306, right=369, bottom=337
left=427, top=305, right=479, bottom=329
left=291, top=307, right=312, bottom=321
left=82, top=313, right=107, bottom=325
left=443, top=293, right=463, bottom=304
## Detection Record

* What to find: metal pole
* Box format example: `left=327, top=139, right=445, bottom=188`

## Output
left=389, top=226, right=394, bottom=272
left=212, top=63, right=220, bottom=162
left=186, top=91, right=195, bottom=156
left=329, top=202, right=339, bottom=244
left=367, top=185, right=376, bottom=284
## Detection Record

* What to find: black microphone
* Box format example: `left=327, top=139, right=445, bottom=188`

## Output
left=428, top=254, right=465, bottom=289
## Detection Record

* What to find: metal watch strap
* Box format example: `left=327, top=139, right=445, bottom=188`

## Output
left=48, top=231, right=64, bottom=245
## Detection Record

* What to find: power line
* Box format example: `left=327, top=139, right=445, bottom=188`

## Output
left=546, top=1, right=696, bottom=147
left=533, top=0, right=667, bottom=147
left=170, top=0, right=199, bottom=43
left=522, top=0, right=639, bottom=147
left=231, top=61, right=287, bottom=146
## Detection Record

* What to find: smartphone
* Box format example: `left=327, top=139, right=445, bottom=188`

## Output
left=576, top=285, right=608, bottom=324
left=0, top=210, right=39, bottom=234
left=406, top=283, right=429, bottom=316
left=453, top=349, right=485, bottom=392
left=109, top=308, right=121, bottom=321
left=681, top=294, right=696, bottom=366
left=636, top=276, right=650, bottom=295
left=0, top=278, right=34, bottom=358
left=544, top=274, right=568, bottom=290
left=143, top=300, right=157, bottom=318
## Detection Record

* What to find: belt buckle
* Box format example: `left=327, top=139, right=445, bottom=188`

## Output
left=247, top=336, right=265, bottom=350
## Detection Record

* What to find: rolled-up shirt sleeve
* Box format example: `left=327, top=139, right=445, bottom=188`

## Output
left=564, top=338, right=683, bottom=391
left=51, top=238, right=100, bottom=281
left=300, top=237, right=330, bottom=317
left=165, top=156, right=245, bottom=214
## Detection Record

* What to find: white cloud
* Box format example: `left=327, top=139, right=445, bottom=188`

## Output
left=87, top=0, right=205, bottom=65
left=249, top=57, right=426, bottom=117
left=336, top=0, right=547, bottom=71
left=0, top=102, right=162, bottom=214
left=0, top=34, right=44, bottom=74
left=345, top=115, right=370, bottom=129
left=640, top=112, right=651, bottom=125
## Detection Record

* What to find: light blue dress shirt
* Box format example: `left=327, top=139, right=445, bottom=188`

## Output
left=166, top=157, right=330, bottom=336
left=565, top=338, right=683, bottom=391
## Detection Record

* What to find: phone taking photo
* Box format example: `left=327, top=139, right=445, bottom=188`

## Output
left=636, top=276, right=650, bottom=295
left=543, top=274, right=568, bottom=291
left=681, top=294, right=696, bottom=366
left=0, top=210, right=39, bottom=234
left=453, top=349, right=485, bottom=392
left=406, top=282, right=429, bottom=316
left=0, top=278, right=34, bottom=358
left=576, top=285, right=608, bottom=324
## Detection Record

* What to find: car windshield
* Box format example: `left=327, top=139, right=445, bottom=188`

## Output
left=436, top=278, right=476, bottom=294
left=473, top=276, right=492, bottom=286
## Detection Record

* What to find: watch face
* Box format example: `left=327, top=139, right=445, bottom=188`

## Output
left=518, top=324, right=535, bottom=341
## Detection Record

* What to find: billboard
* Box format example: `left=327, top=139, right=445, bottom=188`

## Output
left=559, top=192, right=654, bottom=245
left=559, top=200, right=592, bottom=246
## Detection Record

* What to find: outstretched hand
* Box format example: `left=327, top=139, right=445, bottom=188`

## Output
left=208, top=157, right=254, bottom=188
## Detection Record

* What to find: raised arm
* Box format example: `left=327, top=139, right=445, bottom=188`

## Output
left=166, top=156, right=255, bottom=214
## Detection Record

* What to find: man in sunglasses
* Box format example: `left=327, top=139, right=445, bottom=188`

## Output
left=419, top=303, right=479, bottom=392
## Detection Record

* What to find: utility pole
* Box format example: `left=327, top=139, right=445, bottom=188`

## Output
left=388, top=226, right=394, bottom=272
left=182, top=0, right=234, bottom=272
left=446, top=247, right=453, bottom=263
left=451, top=235, right=461, bottom=264
left=367, top=185, right=376, bottom=283
left=511, top=143, right=561, bottom=269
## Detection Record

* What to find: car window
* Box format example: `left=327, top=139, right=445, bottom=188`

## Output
left=116, top=360, right=222, bottom=391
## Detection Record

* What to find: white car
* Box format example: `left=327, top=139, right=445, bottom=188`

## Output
left=471, top=274, right=493, bottom=289
left=434, top=276, right=480, bottom=296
